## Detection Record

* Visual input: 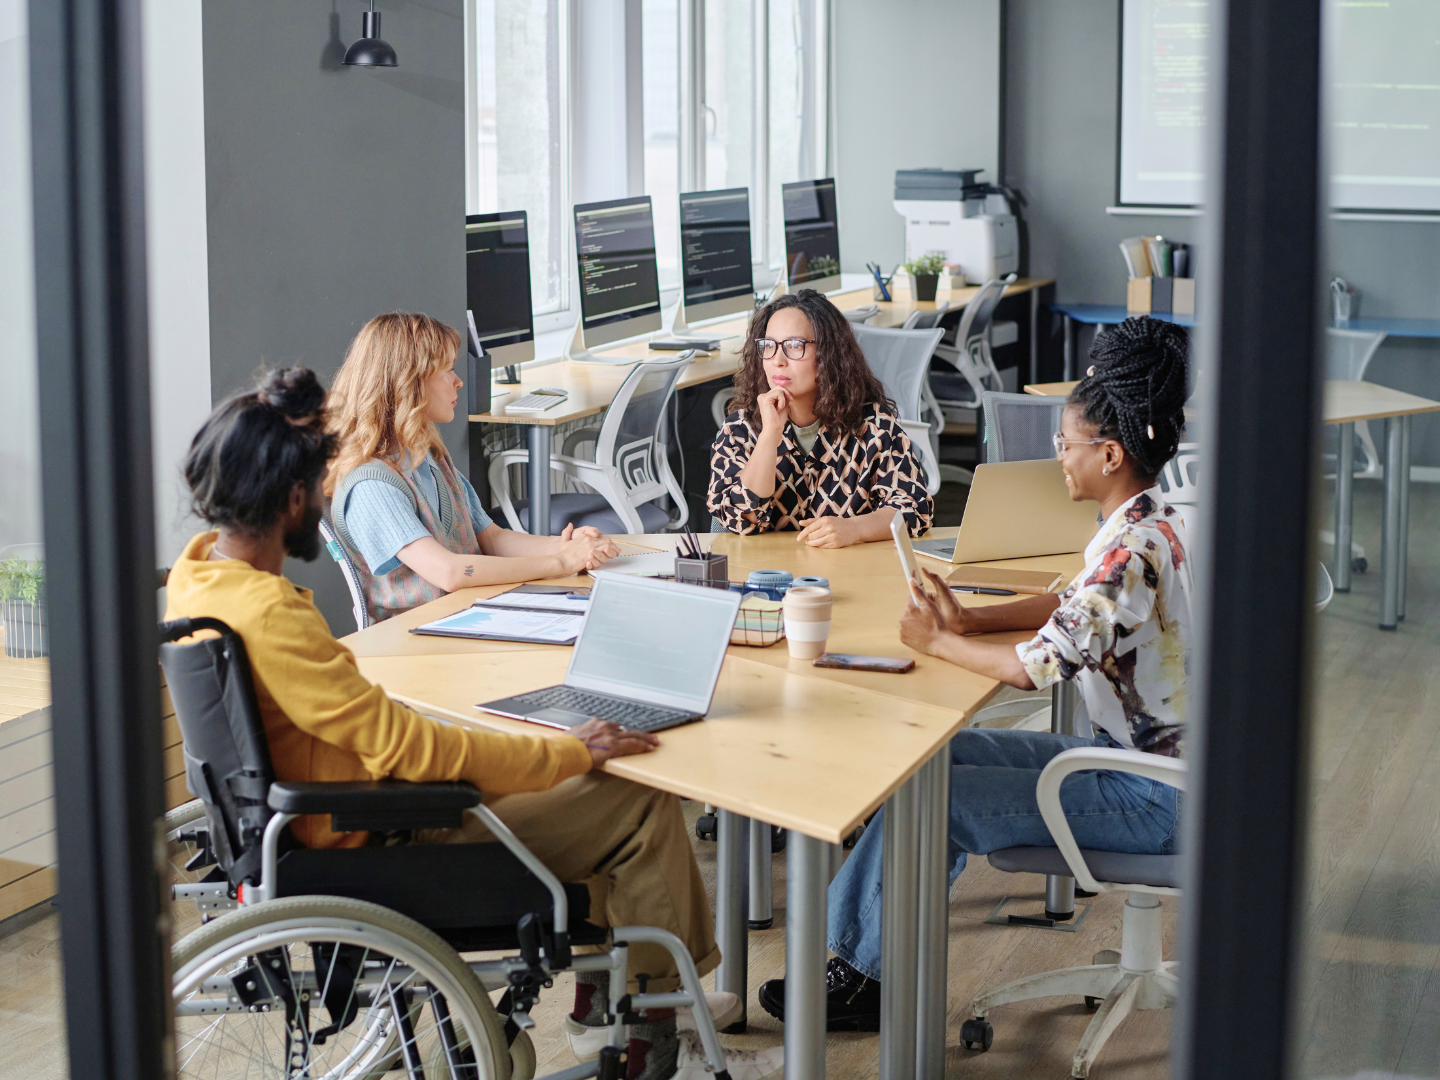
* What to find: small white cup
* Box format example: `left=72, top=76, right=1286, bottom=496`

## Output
left=783, top=586, right=833, bottom=660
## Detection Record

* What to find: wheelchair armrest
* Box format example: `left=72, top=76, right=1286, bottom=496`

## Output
left=268, top=780, right=483, bottom=833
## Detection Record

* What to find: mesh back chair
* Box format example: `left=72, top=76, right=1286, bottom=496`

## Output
left=159, top=616, right=731, bottom=1079
left=852, top=323, right=947, bottom=495
left=981, top=391, right=1068, bottom=464
left=490, top=357, right=692, bottom=535
left=929, top=274, right=1016, bottom=420
left=961, top=748, right=1186, bottom=1078
left=319, top=517, right=371, bottom=632
left=900, top=302, right=950, bottom=330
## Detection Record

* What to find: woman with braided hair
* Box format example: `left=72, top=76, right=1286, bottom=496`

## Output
left=757, top=316, right=1194, bottom=1030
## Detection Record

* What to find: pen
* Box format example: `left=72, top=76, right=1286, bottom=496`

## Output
left=951, top=586, right=1017, bottom=596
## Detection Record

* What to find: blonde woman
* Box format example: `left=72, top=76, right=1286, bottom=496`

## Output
left=327, top=313, right=618, bottom=624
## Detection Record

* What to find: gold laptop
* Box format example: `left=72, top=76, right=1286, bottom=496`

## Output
left=914, top=459, right=1102, bottom=564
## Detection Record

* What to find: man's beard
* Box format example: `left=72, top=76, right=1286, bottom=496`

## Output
left=284, top=503, right=324, bottom=562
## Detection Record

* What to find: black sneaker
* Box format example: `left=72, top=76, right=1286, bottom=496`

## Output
left=757, top=957, right=881, bottom=1032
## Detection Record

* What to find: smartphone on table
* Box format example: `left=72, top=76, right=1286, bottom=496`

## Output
left=813, top=653, right=916, bottom=674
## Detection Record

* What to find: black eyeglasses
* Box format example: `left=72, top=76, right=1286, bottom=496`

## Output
left=756, top=337, right=816, bottom=361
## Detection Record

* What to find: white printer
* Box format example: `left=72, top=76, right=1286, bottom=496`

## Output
left=893, top=168, right=1018, bottom=285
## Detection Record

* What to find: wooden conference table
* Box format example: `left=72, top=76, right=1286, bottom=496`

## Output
left=469, top=279, right=1054, bottom=535
left=342, top=531, right=1084, bottom=1080
left=1027, top=378, right=1440, bottom=629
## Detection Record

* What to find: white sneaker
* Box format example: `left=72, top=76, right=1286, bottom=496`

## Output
left=565, top=991, right=745, bottom=1061
left=674, top=1031, right=785, bottom=1080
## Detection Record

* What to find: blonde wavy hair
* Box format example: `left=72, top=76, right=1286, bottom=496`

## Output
left=325, top=312, right=461, bottom=497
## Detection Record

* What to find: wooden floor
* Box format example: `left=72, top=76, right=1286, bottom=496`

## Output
left=2, top=481, right=1437, bottom=1078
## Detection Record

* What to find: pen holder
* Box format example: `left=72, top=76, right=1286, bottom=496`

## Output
left=675, top=553, right=729, bottom=590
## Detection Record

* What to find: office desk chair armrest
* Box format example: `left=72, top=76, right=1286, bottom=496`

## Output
left=1034, top=747, right=1187, bottom=895
left=268, top=780, right=483, bottom=833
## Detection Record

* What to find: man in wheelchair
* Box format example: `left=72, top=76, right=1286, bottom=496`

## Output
left=164, top=368, right=781, bottom=1080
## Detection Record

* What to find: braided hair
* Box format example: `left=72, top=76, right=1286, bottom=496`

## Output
left=1068, top=316, right=1189, bottom=483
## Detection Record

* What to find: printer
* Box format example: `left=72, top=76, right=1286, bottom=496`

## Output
left=893, top=168, right=1018, bottom=285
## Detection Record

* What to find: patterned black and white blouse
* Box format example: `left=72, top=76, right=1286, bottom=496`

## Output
left=707, top=403, right=934, bottom=536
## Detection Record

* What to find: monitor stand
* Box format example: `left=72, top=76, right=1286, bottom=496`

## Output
left=563, top=316, right=640, bottom=365
left=664, top=301, right=741, bottom=342
left=495, top=364, right=522, bottom=385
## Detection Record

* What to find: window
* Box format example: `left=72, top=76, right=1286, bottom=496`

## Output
left=766, top=0, right=827, bottom=270
left=642, top=0, right=681, bottom=290
left=471, top=0, right=569, bottom=317
left=704, top=0, right=755, bottom=196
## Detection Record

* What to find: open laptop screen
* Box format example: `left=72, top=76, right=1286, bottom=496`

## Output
left=567, top=575, right=741, bottom=713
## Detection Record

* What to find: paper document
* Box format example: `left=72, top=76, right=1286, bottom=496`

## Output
left=478, top=591, right=589, bottom=615
left=411, top=605, right=583, bottom=644
left=589, top=551, right=676, bottom=577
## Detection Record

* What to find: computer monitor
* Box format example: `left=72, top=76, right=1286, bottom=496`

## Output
left=569, top=195, right=663, bottom=363
left=465, top=211, right=536, bottom=368
left=673, top=187, right=756, bottom=334
left=782, top=178, right=842, bottom=294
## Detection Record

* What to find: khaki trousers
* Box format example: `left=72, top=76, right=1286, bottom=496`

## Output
left=417, top=771, right=719, bottom=992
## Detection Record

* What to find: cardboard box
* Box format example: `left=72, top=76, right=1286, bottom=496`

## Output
left=1127, top=276, right=1195, bottom=317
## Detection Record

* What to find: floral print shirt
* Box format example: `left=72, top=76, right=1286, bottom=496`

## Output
left=1016, top=486, right=1193, bottom=757
left=707, top=403, right=934, bottom=536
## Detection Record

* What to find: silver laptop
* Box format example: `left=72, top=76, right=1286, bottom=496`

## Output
left=914, top=459, right=1102, bottom=564
left=478, top=574, right=742, bottom=733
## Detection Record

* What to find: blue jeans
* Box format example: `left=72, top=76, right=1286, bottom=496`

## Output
left=827, top=727, right=1182, bottom=981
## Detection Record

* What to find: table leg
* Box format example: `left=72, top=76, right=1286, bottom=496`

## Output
left=748, top=817, right=773, bottom=930
left=716, top=809, right=750, bottom=1032
left=1045, top=680, right=1080, bottom=919
left=1399, top=414, right=1411, bottom=620
left=1380, top=417, right=1403, bottom=630
left=1063, top=315, right=1077, bottom=381
left=915, top=749, right=951, bottom=1080
left=879, top=774, right=920, bottom=1080
left=1029, top=289, right=1040, bottom=387
left=785, top=832, right=829, bottom=1080
left=525, top=424, right=553, bottom=536
left=1334, top=422, right=1354, bottom=592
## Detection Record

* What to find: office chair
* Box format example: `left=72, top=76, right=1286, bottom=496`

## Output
left=851, top=323, right=947, bottom=495
left=980, top=391, right=1067, bottom=464
left=319, top=517, right=372, bottom=632
left=928, top=274, right=1016, bottom=424
left=159, top=615, right=732, bottom=1080
left=490, top=356, right=693, bottom=535
left=960, top=746, right=1185, bottom=1079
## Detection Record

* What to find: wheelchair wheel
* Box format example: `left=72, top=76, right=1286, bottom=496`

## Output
left=173, top=895, right=511, bottom=1080
left=427, top=1025, right=535, bottom=1080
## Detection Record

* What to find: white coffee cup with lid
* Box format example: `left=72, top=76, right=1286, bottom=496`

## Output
left=782, top=586, right=833, bottom=660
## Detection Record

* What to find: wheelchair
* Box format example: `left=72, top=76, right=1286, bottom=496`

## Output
left=161, top=616, right=732, bottom=1080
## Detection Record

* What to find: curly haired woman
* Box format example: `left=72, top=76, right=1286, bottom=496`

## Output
left=707, top=289, right=933, bottom=546
left=326, top=313, right=618, bottom=624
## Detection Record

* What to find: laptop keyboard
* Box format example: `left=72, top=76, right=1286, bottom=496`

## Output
left=516, top=686, right=697, bottom=732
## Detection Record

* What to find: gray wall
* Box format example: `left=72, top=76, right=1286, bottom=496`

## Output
left=1004, top=0, right=1440, bottom=463
left=832, top=0, right=1001, bottom=275
left=203, top=0, right=469, bottom=630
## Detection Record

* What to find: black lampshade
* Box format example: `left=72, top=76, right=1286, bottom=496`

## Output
left=344, top=9, right=398, bottom=68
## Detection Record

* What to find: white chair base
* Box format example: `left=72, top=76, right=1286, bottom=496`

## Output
left=968, top=893, right=1175, bottom=1079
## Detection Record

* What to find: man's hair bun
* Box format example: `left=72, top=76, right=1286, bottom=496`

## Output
left=257, top=367, right=326, bottom=421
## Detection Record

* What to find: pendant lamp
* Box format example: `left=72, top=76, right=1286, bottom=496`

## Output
left=343, top=1, right=398, bottom=68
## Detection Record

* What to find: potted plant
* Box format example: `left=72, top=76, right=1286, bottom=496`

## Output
left=0, top=557, right=47, bottom=658
left=903, top=252, right=947, bottom=302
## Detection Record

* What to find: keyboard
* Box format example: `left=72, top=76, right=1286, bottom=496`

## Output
left=504, top=389, right=569, bottom=414
left=512, top=686, right=697, bottom=732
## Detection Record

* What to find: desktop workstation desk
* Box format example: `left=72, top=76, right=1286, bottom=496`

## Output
left=470, top=278, right=1057, bottom=534
left=1027, top=378, right=1440, bottom=629
left=342, top=531, right=1083, bottom=1080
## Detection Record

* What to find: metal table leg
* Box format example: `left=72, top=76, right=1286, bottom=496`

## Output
left=1399, top=414, right=1411, bottom=620
left=879, top=774, right=920, bottom=1080
left=1029, top=289, right=1041, bottom=387
left=1380, top=417, right=1403, bottom=630
left=915, top=749, right=952, bottom=1080
left=748, top=817, right=773, bottom=930
left=1334, top=422, right=1354, bottom=592
left=526, top=424, right=553, bottom=536
left=785, top=832, right=829, bottom=1080
left=716, top=809, right=750, bottom=1031
left=1063, top=315, right=1077, bottom=381
left=1045, top=680, right=1080, bottom=919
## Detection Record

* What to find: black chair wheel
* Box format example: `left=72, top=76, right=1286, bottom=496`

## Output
left=695, top=814, right=717, bottom=842
left=1085, top=995, right=1102, bottom=1009
left=1353, top=556, right=1368, bottom=573
left=771, top=825, right=787, bottom=853
left=960, top=1018, right=993, bottom=1051
left=843, top=824, right=865, bottom=849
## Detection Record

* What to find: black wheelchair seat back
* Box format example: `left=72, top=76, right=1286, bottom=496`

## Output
left=160, top=616, right=278, bottom=887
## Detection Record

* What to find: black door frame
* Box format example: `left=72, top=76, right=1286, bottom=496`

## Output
left=27, top=0, right=170, bottom=1076
left=1176, top=2, right=1325, bottom=1078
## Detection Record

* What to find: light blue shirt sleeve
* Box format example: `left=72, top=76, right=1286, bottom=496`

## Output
left=342, top=481, right=433, bottom=576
